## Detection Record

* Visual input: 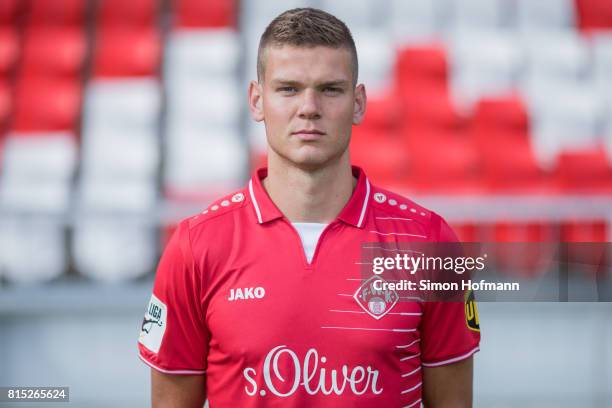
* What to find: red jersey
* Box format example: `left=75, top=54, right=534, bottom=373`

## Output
left=138, top=166, right=480, bottom=407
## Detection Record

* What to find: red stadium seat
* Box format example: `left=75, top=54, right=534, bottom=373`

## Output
left=0, top=0, right=21, bottom=26
left=161, top=223, right=179, bottom=248
left=27, top=0, right=85, bottom=27
left=472, top=96, right=549, bottom=193
left=561, top=220, right=608, bottom=242
left=0, top=79, right=11, bottom=122
left=97, top=0, right=159, bottom=28
left=20, top=27, right=86, bottom=79
left=449, top=222, right=480, bottom=242
left=0, top=27, right=19, bottom=77
left=477, top=130, right=548, bottom=193
left=560, top=220, right=609, bottom=277
left=473, top=96, right=529, bottom=136
left=0, top=80, right=11, bottom=132
left=360, top=90, right=403, bottom=131
left=12, top=78, right=81, bottom=132
left=350, top=127, right=410, bottom=188
left=495, top=222, right=555, bottom=243
left=402, top=93, right=467, bottom=133
left=395, top=44, right=448, bottom=97
left=482, top=138, right=549, bottom=192
left=576, top=0, right=612, bottom=32
left=93, top=28, right=161, bottom=78
left=554, top=146, right=612, bottom=193
left=174, top=0, right=237, bottom=28
left=491, top=222, right=556, bottom=278
left=250, top=150, right=267, bottom=174
left=404, top=131, right=483, bottom=193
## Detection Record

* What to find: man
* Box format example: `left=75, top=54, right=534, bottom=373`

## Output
left=138, top=8, right=480, bottom=407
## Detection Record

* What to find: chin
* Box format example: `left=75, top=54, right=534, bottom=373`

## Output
left=288, top=151, right=344, bottom=171
left=270, top=142, right=347, bottom=170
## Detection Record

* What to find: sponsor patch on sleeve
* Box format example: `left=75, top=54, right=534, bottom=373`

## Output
left=138, top=294, right=167, bottom=353
left=465, top=290, right=480, bottom=332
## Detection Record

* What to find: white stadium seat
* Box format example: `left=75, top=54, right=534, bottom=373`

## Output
left=81, top=128, right=159, bottom=181
left=241, top=0, right=314, bottom=37
left=591, top=33, right=612, bottom=106
left=1, top=133, right=77, bottom=182
left=248, top=120, right=268, bottom=156
left=447, top=0, right=512, bottom=30
left=388, top=0, right=443, bottom=43
left=522, top=30, right=590, bottom=83
left=164, top=129, right=246, bottom=192
left=320, top=0, right=377, bottom=29
left=592, top=33, right=612, bottom=79
left=242, top=30, right=265, bottom=86
left=606, top=122, right=612, bottom=160
left=0, top=133, right=77, bottom=212
left=165, top=29, right=240, bottom=82
left=83, top=79, right=161, bottom=134
left=0, top=217, right=66, bottom=284
left=78, top=179, right=158, bottom=212
left=164, top=25, right=246, bottom=200
left=515, top=0, right=576, bottom=33
left=528, top=83, right=606, bottom=166
left=448, top=29, right=523, bottom=108
left=353, top=30, right=394, bottom=92
left=72, top=219, right=156, bottom=282
left=0, top=179, right=72, bottom=213
left=166, top=79, right=241, bottom=131
left=80, top=76, right=162, bottom=214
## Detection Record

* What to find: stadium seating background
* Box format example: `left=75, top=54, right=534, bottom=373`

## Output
left=0, top=0, right=611, bottom=406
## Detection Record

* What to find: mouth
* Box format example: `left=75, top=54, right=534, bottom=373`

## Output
left=292, top=129, right=325, bottom=141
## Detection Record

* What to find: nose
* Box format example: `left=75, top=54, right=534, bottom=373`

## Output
left=297, top=89, right=321, bottom=120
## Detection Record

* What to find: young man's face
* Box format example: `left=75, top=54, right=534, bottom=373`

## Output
left=249, top=45, right=366, bottom=170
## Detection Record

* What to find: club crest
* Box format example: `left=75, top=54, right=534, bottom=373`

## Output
left=353, top=276, right=399, bottom=320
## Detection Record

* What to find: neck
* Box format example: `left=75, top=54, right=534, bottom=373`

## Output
left=263, top=152, right=356, bottom=223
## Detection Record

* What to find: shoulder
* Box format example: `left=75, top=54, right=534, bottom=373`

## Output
left=167, top=189, right=252, bottom=261
left=367, top=184, right=456, bottom=241
left=174, top=189, right=250, bottom=238
left=369, top=185, right=434, bottom=222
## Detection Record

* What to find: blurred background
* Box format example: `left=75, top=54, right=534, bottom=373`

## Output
left=0, top=0, right=611, bottom=406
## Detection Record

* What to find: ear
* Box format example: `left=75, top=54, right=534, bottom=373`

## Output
left=248, top=80, right=264, bottom=122
left=352, top=83, right=367, bottom=125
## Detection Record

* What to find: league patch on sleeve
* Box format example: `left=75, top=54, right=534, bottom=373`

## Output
left=465, top=290, right=480, bottom=332
left=138, top=294, right=167, bottom=353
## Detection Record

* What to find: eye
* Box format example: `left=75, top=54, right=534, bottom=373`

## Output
left=277, top=86, right=298, bottom=94
left=323, top=87, right=343, bottom=94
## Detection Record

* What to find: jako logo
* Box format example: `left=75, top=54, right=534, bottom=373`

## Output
left=243, top=345, right=383, bottom=397
left=228, top=287, right=265, bottom=301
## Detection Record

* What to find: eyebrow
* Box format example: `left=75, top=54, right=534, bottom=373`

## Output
left=271, top=79, right=350, bottom=87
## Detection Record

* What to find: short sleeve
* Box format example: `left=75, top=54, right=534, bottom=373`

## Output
left=420, top=214, right=481, bottom=367
left=138, top=220, right=209, bottom=375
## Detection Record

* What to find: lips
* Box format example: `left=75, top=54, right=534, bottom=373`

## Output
left=292, top=129, right=325, bottom=141
left=292, top=129, right=324, bottom=135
